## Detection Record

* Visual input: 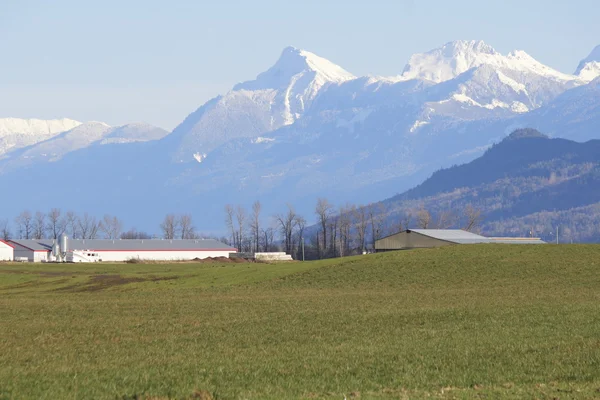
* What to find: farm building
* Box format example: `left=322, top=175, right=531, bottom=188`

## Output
left=375, top=229, right=545, bottom=251
left=0, top=240, right=14, bottom=261
left=8, top=238, right=237, bottom=262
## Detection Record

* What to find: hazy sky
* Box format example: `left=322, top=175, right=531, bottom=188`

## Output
left=2, top=0, right=599, bottom=130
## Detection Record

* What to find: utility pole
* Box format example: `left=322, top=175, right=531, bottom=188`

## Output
left=556, top=226, right=559, bottom=245
left=301, top=236, right=305, bottom=261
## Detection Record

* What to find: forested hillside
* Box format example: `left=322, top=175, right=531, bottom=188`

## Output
left=378, top=129, right=600, bottom=242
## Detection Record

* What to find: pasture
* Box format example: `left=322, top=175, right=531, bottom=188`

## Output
left=1, top=245, right=600, bottom=399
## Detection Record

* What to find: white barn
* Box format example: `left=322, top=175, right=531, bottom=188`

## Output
left=7, top=238, right=237, bottom=262
left=0, top=240, right=13, bottom=261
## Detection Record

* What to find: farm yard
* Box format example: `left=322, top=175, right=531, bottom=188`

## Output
left=1, top=245, right=600, bottom=399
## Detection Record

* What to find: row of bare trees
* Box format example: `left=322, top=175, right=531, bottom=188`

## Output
left=159, top=214, right=196, bottom=239
left=1, top=210, right=125, bottom=240
left=1, top=210, right=210, bottom=242
left=225, top=198, right=484, bottom=260
left=225, top=202, right=276, bottom=253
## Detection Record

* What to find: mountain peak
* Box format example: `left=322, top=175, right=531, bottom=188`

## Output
left=575, top=44, right=600, bottom=78
left=401, top=40, right=500, bottom=82
left=234, top=47, right=355, bottom=91
left=0, top=118, right=82, bottom=136
left=445, top=40, right=498, bottom=55
left=505, top=128, right=549, bottom=141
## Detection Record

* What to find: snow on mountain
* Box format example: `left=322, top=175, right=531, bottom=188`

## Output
left=401, top=40, right=580, bottom=84
left=99, top=122, right=168, bottom=144
left=575, top=45, right=600, bottom=82
left=0, top=118, right=82, bottom=156
left=520, top=76, right=600, bottom=142
left=575, top=45, right=600, bottom=74
left=0, top=118, right=81, bottom=136
left=165, top=46, right=356, bottom=162
left=0, top=41, right=599, bottom=233
left=577, top=62, right=600, bottom=82
left=396, top=41, right=589, bottom=129
left=0, top=122, right=167, bottom=172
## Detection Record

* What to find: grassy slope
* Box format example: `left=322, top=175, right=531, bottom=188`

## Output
left=0, top=245, right=599, bottom=399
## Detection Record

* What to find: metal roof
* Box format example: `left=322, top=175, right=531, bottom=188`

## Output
left=0, top=240, right=14, bottom=248
left=9, top=240, right=52, bottom=251
left=405, top=230, right=546, bottom=245
left=408, top=229, right=489, bottom=244
left=8, top=239, right=236, bottom=251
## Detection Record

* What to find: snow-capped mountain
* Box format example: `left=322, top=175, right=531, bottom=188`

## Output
left=165, top=46, right=356, bottom=162
left=575, top=45, right=600, bottom=82
left=575, top=45, right=600, bottom=74
left=0, top=41, right=599, bottom=233
left=400, top=40, right=578, bottom=84
left=0, top=118, right=82, bottom=156
left=0, top=122, right=168, bottom=172
left=397, top=40, right=595, bottom=127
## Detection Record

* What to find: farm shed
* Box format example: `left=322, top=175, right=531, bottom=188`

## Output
left=9, top=240, right=53, bottom=262
left=375, top=229, right=545, bottom=251
left=7, top=238, right=237, bottom=262
left=0, top=240, right=14, bottom=261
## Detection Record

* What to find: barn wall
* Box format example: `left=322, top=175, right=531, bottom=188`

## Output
left=33, top=251, right=50, bottom=262
left=0, top=243, right=12, bottom=261
left=11, top=244, right=35, bottom=261
left=375, top=232, right=453, bottom=250
left=72, top=250, right=233, bottom=262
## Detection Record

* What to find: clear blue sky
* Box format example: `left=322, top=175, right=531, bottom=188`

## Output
left=2, top=0, right=599, bottom=130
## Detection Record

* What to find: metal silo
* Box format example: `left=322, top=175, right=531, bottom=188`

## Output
left=60, top=233, right=69, bottom=256
left=52, top=243, right=60, bottom=258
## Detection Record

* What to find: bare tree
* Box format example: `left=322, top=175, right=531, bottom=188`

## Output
left=33, top=211, right=46, bottom=239
left=160, top=214, right=179, bottom=240
left=100, top=215, right=123, bottom=239
left=224, top=205, right=236, bottom=250
left=293, top=215, right=306, bottom=259
left=353, top=205, right=368, bottom=253
left=436, top=210, right=457, bottom=229
left=416, top=208, right=432, bottom=229
left=121, top=229, right=152, bottom=239
left=338, top=204, right=353, bottom=257
left=179, top=214, right=195, bottom=239
left=463, top=204, right=484, bottom=232
left=402, top=212, right=413, bottom=231
left=15, top=211, right=33, bottom=239
left=47, top=208, right=67, bottom=239
left=235, top=205, right=246, bottom=252
left=315, top=198, right=334, bottom=258
left=78, top=213, right=100, bottom=239
left=368, top=203, right=386, bottom=248
left=329, top=217, right=339, bottom=257
left=250, top=201, right=261, bottom=253
left=275, top=205, right=300, bottom=255
left=261, top=226, right=275, bottom=253
left=65, top=211, right=80, bottom=239
left=0, top=219, right=11, bottom=240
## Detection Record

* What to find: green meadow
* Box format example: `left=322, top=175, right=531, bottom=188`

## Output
left=1, top=245, right=599, bottom=399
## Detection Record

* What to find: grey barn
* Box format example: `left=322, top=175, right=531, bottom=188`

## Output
left=375, top=229, right=545, bottom=251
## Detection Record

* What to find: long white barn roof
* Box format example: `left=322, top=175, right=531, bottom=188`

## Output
left=9, top=239, right=236, bottom=251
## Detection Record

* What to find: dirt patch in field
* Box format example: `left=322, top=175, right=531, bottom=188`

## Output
left=54, top=274, right=179, bottom=292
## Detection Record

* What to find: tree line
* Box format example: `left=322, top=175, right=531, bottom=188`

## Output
left=0, top=210, right=221, bottom=242
left=223, top=199, right=484, bottom=260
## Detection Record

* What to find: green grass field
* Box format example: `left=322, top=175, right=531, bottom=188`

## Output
left=1, top=245, right=600, bottom=399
